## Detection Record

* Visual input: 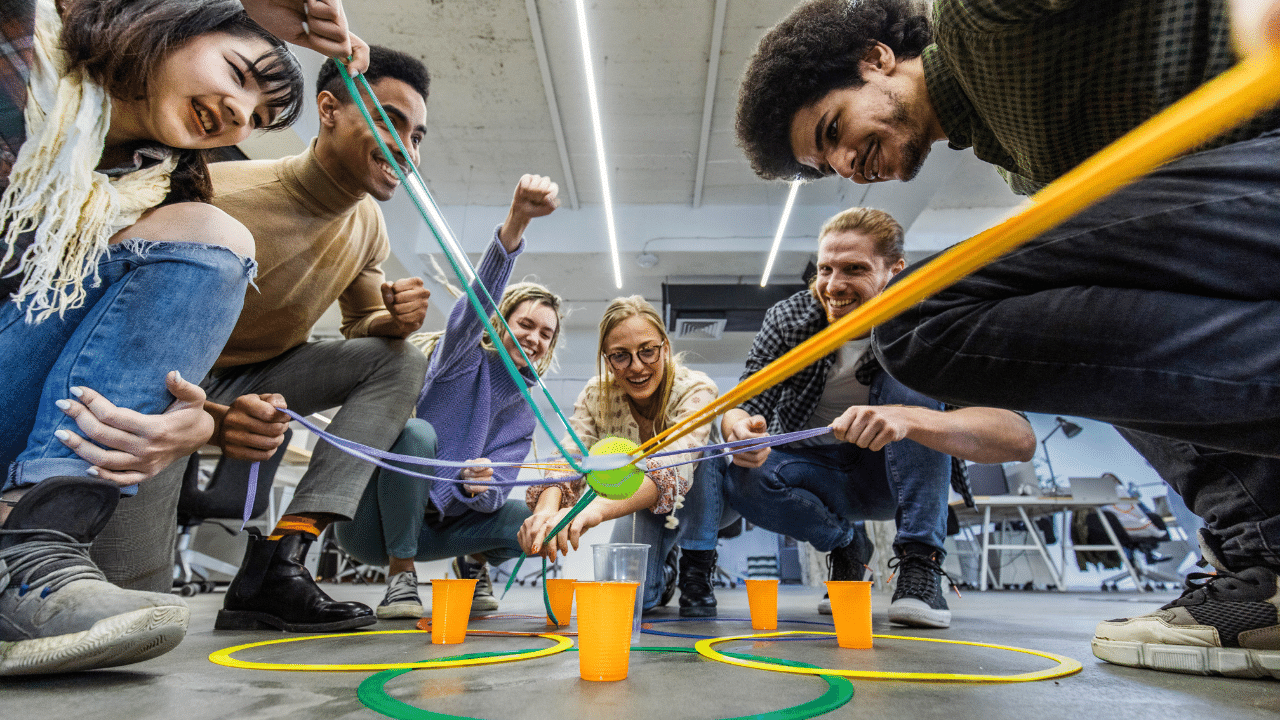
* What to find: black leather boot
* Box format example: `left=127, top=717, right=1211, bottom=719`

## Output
left=215, top=532, right=374, bottom=632
left=678, top=548, right=718, bottom=617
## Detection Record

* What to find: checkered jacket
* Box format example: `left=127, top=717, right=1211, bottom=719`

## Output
left=739, top=289, right=976, bottom=508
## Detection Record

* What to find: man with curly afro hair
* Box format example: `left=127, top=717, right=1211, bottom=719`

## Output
left=736, top=0, right=1280, bottom=681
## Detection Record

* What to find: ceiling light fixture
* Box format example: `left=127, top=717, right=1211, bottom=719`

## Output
left=760, top=180, right=802, bottom=287
left=573, top=0, right=623, bottom=289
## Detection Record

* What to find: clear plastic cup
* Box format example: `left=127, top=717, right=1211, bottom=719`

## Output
left=592, top=543, right=649, bottom=644
left=430, top=578, right=477, bottom=644
left=545, top=577, right=577, bottom=626
left=825, top=580, right=873, bottom=649
left=745, top=578, right=779, bottom=630
left=574, top=581, right=639, bottom=681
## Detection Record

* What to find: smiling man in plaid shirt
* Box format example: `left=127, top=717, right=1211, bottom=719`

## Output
left=677, top=206, right=1034, bottom=628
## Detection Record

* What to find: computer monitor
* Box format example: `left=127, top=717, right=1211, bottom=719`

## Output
left=967, top=463, right=1009, bottom=496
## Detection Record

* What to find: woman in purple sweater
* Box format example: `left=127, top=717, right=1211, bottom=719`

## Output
left=334, top=174, right=561, bottom=619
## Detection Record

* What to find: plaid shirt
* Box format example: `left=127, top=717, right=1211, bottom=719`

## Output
left=740, top=290, right=834, bottom=435
left=926, top=0, right=1280, bottom=195
left=739, top=289, right=977, bottom=507
left=0, top=0, right=34, bottom=193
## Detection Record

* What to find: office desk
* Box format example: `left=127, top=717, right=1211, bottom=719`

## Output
left=951, top=495, right=1143, bottom=592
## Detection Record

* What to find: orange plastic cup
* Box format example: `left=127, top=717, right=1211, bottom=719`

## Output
left=825, top=580, right=873, bottom=649
left=573, top=581, right=638, bottom=681
left=430, top=578, right=478, bottom=644
left=745, top=578, right=779, bottom=630
left=545, top=578, right=577, bottom=626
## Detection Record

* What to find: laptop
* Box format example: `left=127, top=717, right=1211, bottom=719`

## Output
left=1067, top=476, right=1121, bottom=503
left=1001, top=462, right=1039, bottom=495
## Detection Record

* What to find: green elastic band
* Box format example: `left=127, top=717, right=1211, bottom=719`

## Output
left=359, top=647, right=854, bottom=720
left=501, top=488, right=598, bottom=606
left=332, top=59, right=590, bottom=467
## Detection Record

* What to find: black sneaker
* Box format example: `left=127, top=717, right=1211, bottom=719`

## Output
left=1093, top=531, right=1280, bottom=678
left=818, top=525, right=873, bottom=614
left=887, top=542, right=951, bottom=629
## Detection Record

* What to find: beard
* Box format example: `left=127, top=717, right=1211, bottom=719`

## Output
left=891, top=92, right=932, bottom=181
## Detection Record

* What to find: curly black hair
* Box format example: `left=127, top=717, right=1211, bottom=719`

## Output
left=736, top=0, right=931, bottom=181
left=315, top=45, right=430, bottom=105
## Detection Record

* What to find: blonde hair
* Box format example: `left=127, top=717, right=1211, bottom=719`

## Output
left=817, top=206, right=905, bottom=263
left=595, top=295, right=683, bottom=434
left=408, top=281, right=563, bottom=376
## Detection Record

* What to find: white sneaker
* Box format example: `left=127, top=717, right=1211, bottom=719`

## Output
left=377, top=571, right=423, bottom=619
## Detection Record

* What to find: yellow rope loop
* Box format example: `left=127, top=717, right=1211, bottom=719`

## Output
left=631, top=49, right=1280, bottom=462
left=208, top=630, right=573, bottom=672
left=696, top=631, right=1083, bottom=683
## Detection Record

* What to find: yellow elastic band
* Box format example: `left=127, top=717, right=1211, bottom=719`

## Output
left=208, top=630, right=572, bottom=672
left=695, top=631, right=1083, bottom=683
left=632, top=49, right=1280, bottom=461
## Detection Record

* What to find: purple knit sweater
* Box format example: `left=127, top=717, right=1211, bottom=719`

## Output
left=414, top=229, right=536, bottom=517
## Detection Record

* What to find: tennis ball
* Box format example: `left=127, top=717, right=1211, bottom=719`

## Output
left=585, top=436, right=645, bottom=500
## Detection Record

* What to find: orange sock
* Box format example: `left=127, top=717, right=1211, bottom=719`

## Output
left=268, top=515, right=325, bottom=541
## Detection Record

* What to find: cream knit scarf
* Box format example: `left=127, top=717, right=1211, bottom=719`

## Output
left=0, top=0, right=175, bottom=322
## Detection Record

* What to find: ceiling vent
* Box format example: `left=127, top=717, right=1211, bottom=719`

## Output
left=673, top=318, right=727, bottom=340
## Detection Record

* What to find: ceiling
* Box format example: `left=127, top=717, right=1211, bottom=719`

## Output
left=238, top=0, right=1024, bottom=380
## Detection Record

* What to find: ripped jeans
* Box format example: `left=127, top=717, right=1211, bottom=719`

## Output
left=1, top=240, right=255, bottom=493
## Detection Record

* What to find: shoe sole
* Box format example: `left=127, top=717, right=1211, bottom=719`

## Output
left=888, top=604, right=951, bottom=629
left=679, top=606, right=717, bottom=618
left=471, top=597, right=500, bottom=613
left=0, top=605, right=189, bottom=676
left=376, top=602, right=424, bottom=620
left=1092, top=638, right=1280, bottom=679
left=214, top=609, right=376, bottom=633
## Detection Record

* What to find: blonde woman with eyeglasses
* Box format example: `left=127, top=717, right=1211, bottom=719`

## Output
left=519, top=295, right=718, bottom=612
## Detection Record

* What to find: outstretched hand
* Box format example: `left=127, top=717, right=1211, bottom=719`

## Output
left=724, top=412, right=771, bottom=468
left=53, top=371, right=214, bottom=486
left=241, top=0, right=370, bottom=75
left=517, top=503, right=604, bottom=561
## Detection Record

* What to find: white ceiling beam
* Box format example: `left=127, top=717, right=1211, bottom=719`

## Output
left=525, top=0, right=580, bottom=210
left=692, top=0, right=729, bottom=208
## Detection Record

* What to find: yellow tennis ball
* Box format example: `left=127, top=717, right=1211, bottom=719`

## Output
left=585, top=436, right=644, bottom=500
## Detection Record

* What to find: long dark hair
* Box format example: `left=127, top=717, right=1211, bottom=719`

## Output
left=60, top=0, right=306, bottom=202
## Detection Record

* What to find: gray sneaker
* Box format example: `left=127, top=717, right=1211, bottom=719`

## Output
left=453, top=556, right=499, bottom=612
left=377, top=570, right=423, bottom=619
left=0, top=477, right=188, bottom=675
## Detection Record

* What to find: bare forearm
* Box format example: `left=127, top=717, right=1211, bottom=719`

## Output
left=902, top=406, right=1036, bottom=464
left=589, top=479, right=661, bottom=522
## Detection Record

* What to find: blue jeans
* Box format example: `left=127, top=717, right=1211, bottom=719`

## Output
left=682, top=370, right=951, bottom=554
left=874, top=129, right=1280, bottom=568
left=1, top=240, right=254, bottom=492
left=333, top=419, right=528, bottom=567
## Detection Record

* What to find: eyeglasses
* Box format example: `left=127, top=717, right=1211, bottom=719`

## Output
left=604, top=342, right=665, bottom=371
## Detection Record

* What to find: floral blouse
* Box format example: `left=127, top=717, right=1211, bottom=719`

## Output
left=526, top=365, right=718, bottom=514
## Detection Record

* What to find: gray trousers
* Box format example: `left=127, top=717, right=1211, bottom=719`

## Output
left=92, top=337, right=428, bottom=592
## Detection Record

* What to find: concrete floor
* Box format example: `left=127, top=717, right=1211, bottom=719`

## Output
left=4, top=583, right=1278, bottom=719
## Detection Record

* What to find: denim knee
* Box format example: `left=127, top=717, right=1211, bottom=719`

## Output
left=396, top=418, right=438, bottom=458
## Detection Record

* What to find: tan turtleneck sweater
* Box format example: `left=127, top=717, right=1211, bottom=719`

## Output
left=208, top=144, right=392, bottom=369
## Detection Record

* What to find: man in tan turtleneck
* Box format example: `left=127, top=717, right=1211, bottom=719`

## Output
left=94, top=46, right=434, bottom=634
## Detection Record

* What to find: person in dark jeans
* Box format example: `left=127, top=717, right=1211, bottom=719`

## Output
left=678, top=207, right=1034, bottom=627
left=734, top=0, right=1280, bottom=677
